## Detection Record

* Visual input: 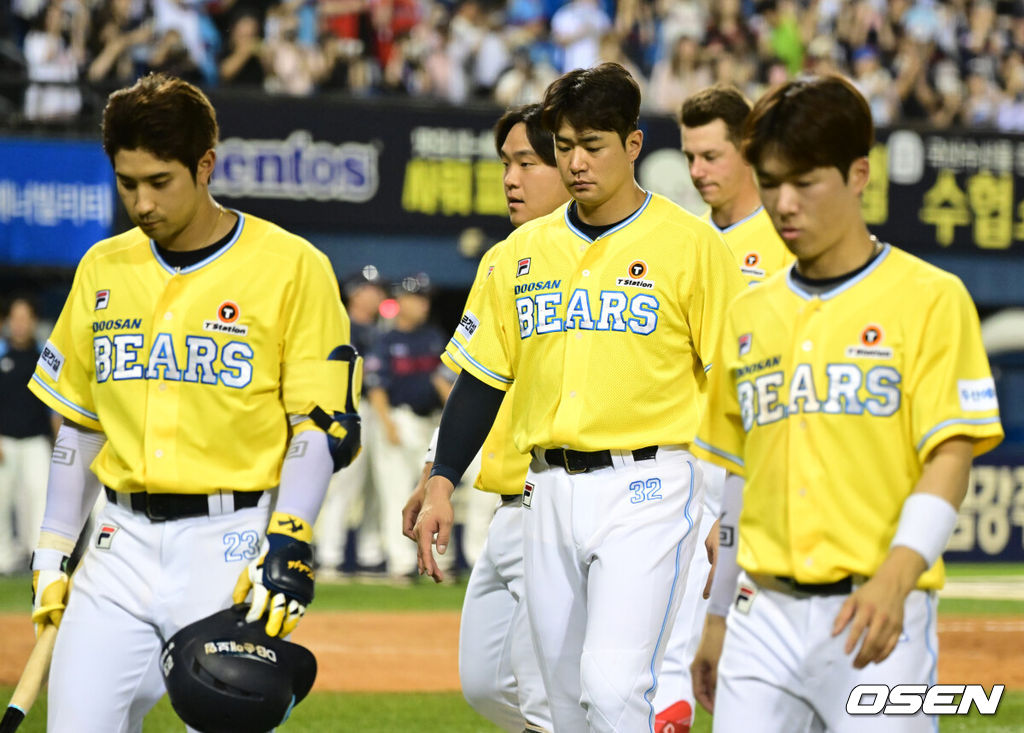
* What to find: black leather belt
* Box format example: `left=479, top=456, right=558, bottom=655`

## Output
left=543, top=446, right=658, bottom=474
left=772, top=575, right=853, bottom=596
left=104, top=486, right=263, bottom=522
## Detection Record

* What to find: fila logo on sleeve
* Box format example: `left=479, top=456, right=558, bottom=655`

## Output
left=95, top=290, right=110, bottom=310
left=517, top=258, right=531, bottom=277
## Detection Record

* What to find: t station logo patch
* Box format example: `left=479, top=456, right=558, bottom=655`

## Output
left=203, top=300, right=248, bottom=336
left=740, top=251, right=765, bottom=279
left=844, top=323, right=892, bottom=359
left=616, top=260, right=655, bottom=290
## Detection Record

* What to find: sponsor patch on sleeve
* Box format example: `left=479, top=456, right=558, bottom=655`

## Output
left=456, top=311, right=480, bottom=341
left=38, top=340, right=65, bottom=382
left=958, top=378, right=999, bottom=412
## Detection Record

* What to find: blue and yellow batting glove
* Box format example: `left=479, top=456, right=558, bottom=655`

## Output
left=232, top=512, right=315, bottom=637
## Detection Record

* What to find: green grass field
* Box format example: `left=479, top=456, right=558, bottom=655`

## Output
left=0, top=563, right=1021, bottom=731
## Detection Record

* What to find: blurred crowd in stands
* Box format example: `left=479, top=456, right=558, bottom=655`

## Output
left=5, top=0, right=1024, bottom=128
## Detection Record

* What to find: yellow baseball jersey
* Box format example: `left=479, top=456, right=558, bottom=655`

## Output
left=445, top=192, right=746, bottom=454
left=29, top=212, right=351, bottom=495
left=692, top=244, right=1003, bottom=589
left=705, top=206, right=794, bottom=284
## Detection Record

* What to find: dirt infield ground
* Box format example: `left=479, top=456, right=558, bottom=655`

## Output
left=0, top=612, right=1021, bottom=692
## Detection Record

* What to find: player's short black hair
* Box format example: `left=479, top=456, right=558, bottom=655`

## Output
left=493, top=104, right=556, bottom=167
left=102, top=73, right=219, bottom=179
left=680, top=85, right=753, bottom=148
left=742, top=75, right=873, bottom=182
left=541, top=63, right=641, bottom=145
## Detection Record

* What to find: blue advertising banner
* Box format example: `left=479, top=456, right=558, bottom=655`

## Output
left=946, top=451, right=1024, bottom=562
left=0, top=138, right=115, bottom=267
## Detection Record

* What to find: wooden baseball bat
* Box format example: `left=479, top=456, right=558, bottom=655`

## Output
left=0, top=624, right=58, bottom=733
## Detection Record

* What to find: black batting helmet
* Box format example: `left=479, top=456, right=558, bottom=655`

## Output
left=160, top=604, right=317, bottom=733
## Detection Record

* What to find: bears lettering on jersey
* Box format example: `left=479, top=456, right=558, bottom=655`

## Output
left=93, top=332, right=254, bottom=387
left=515, top=288, right=659, bottom=338
left=737, top=361, right=901, bottom=430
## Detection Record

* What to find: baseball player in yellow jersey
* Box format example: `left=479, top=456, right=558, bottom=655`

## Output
left=402, top=103, right=569, bottom=733
left=681, top=84, right=793, bottom=286
left=690, top=76, right=1004, bottom=732
left=26, top=74, right=360, bottom=733
left=649, top=84, right=798, bottom=733
left=412, top=63, right=746, bottom=732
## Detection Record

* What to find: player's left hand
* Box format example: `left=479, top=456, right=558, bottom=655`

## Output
left=412, top=476, right=455, bottom=583
left=691, top=613, right=727, bottom=713
left=831, top=546, right=925, bottom=668
left=233, top=514, right=315, bottom=637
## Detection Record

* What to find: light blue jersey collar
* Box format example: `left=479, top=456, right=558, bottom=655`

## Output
left=565, top=191, right=653, bottom=243
left=150, top=210, right=245, bottom=275
left=709, top=205, right=764, bottom=234
left=785, top=241, right=891, bottom=301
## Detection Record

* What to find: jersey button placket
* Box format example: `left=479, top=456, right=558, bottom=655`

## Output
left=146, top=281, right=185, bottom=483
left=789, top=301, right=819, bottom=575
left=556, top=248, right=593, bottom=437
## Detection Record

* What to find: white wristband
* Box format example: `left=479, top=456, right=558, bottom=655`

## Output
left=890, top=493, right=959, bottom=568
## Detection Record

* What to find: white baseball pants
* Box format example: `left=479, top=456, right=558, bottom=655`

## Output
left=714, top=572, right=939, bottom=733
left=48, top=498, right=271, bottom=733
left=523, top=446, right=703, bottom=732
left=459, top=496, right=551, bottom=732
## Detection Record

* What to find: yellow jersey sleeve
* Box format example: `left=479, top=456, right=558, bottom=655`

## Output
left=909, top=278, right=1003, bottom=461
left=440, top=241, right=505, bottom=375
left=279, top=247, right=352, bottom=416
left=443, top=245, right=515, bottom=392
left=688, top=229, right=746, bottom=376
left=29, top=246, right=105, bottom=431
left=692, top=305, right=747, bottom=476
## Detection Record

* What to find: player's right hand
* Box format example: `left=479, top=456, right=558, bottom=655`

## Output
left=401, top=462, right=432, bottom=541
left=31, top=533, right=75, bottom=637
left=412, top=476, right=455, bottom=583
left=690, top=613, right=727, bottom=714
left=32, top=569, right=69, bottom=636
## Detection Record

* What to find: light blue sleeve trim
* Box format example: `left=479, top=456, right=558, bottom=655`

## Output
left=704, top=363, right=713, bottom=373
left=693, top=437, right=744, bottom=468
left=447, top=339, right=513, bottom=385
left=915, top=416, right=1002, bottom=452
left=31, top=375, right=99, bottom=421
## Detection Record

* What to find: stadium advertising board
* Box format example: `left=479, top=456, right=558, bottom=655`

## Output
left=868, top=129, right=1024, bottom=253
left=947, top=455, right=1024, bottom=561
left=0, top=138, right=115, bottom=268
left=6, top=99, right=1024, bottom=266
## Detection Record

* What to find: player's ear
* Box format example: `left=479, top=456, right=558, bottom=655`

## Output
left=848, top=156, right=870, bottom=197
left=625, top=129, right=643, bottom=163
left=196, top=149, right=217, bottom=187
